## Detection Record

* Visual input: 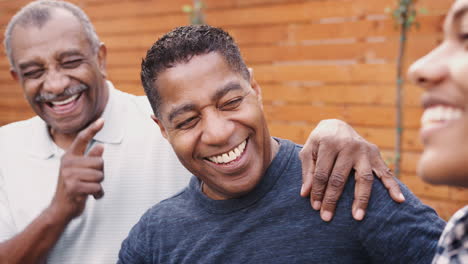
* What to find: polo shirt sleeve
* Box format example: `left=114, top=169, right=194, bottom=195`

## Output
left=0, top=166, right=17, bottom=243
left=355, top=179, right=446, bottom=263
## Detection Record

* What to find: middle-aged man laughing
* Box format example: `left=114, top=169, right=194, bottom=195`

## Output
left=118, top=25, right=444, bottom=264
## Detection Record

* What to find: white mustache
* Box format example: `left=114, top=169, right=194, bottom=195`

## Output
left=35, top=84, right=88, bottom=103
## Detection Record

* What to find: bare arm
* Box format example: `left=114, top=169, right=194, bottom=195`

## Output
left=0, top=119, right=105, bottom=264
left=0, top=207, right=71, bottom=264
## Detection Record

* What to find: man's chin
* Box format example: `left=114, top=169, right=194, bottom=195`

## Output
left=418, top=148, right=468, bottom=187
left=418, top=160, right=455, bottom=187
left=47, top=119, right=89, bottom=136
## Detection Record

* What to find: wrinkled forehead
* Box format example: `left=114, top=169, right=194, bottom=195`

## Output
left=11, top=10, right=87, bottom=51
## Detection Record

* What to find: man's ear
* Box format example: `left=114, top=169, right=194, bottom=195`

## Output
left=10, top=69, right=19, bottom=82
left=248, top=67, right=263, bottom=105
left=97, top=42, right=107, bottom=78
left=151, top=114, right=168, bottom=139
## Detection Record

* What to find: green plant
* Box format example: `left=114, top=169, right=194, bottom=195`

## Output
left=386, top=0, right=426, bottom=177
left=182, top=0, right=206, bottom=25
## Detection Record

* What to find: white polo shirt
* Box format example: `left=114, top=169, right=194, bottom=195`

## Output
left=0, top=82, right=191, bottom=263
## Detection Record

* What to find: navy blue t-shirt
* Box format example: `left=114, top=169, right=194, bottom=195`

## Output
left=119, top=138, right=445, bottom=263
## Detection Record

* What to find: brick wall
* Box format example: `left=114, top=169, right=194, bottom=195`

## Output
left=0, top=0, right=466, bottom=220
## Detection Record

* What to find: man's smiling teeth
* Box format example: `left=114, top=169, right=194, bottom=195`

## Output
left=421, top=106, right=463, bottom=127
left=50, top=93, right=80, bottom=106
left=207, top=140, right=246, bottom=164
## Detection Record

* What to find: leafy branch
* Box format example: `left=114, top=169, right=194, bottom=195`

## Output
left=182, top=0, right=206, bottom=25
left=386, top=0, right=426, bottom=177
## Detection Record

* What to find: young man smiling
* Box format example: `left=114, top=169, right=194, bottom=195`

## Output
left=118, top=25, right=445, bottom=263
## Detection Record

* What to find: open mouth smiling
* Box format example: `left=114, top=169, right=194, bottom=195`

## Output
left=421, top=105, right=464, bottom=129
left=205, top=139, right=248, bottom=165
left=49, top=93, right=80, bottom=106
left=45, top=92, right=83, bottom=114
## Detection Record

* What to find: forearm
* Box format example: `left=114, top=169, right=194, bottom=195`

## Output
left=0, top=121, right=105, bottom=263
left=0, top=206, right=71, bottom=264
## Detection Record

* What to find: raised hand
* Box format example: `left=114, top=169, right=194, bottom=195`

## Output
left=50, top=118, right=105, bottom=220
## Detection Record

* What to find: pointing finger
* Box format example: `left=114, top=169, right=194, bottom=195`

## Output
left=70, top=118, right=104, bottom=156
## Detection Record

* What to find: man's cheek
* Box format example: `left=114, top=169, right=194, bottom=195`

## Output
left=451, top=55, right=468, bottom=85
left=172, top=137, right=193, bottom=156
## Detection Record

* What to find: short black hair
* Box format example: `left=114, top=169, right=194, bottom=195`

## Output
left=141, top=25, right=250, bottom=118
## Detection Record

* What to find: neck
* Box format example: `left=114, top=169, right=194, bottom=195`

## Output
left=268, top=137, right=280, bottom=163
left=50, top=129, right=78, bottom=150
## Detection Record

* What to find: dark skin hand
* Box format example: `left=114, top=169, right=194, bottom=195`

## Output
left=300, top=119, right=405, bottom=222
left=51, top=118, right=105, bottom=220
left=0, top=119, right=105, bottom=264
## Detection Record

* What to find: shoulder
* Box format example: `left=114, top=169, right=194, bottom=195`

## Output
left=142, top=189, right=191, bottom=225
left=122, top=189, right=190, bottom=247
left=1, top=116, right=42, bottom=135
left=128, top=187, right=191, bottom=232
left=350, top=174, right=445, bottom=262
left=349, top=173, right=444, bottom=225
left=369, top=176, right=442, bottom=220
left=119, top=190, right=188, bottom=263
left=272, top=138, right=306, bottom=179
left=112, top=88, right=153, bottom=116
left=276, top=137, right=303, bottom=151
left=0, top=116, right=43, bottom=151
left=274, top=138, right=303, bottom=163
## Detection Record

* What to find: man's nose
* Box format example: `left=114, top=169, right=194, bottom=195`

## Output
left=407, top=43, right=449, bottom=89
left=43, top=68, right=70, bottom=95
left=200, top=112, right=235, bottom=146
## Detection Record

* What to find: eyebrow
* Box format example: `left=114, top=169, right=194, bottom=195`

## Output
left=449, top=5, right=468, bottom=33
left=57, top=50, right=84, bottom=60
left=18, top=61, right=42, bottom=71
left=211, top=81, right=243, bottom=102
left=454, top=5, right=468, bottom=21
left=167, top=81, right=244, bottom=123
left=168, top=103, right=197, bottom=123
left=18, top=50, right=84, bottom=71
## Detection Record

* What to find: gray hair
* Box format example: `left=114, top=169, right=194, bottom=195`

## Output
left=4, top=0, right=100, bottom=70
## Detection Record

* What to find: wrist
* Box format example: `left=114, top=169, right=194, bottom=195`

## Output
left=42, top=203, right=74, bottom=227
